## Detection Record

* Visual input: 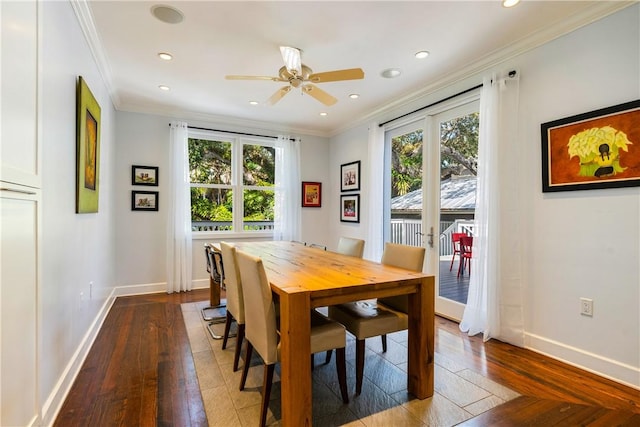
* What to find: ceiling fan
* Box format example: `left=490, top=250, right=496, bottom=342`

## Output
left=225, top=46, right=364, bottom=106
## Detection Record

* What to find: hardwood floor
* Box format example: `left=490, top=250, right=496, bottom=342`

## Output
left=54, top=289, right=639, bottom=426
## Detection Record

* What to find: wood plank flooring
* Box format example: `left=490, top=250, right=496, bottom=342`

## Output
left=54, top=289, right=640, bottom=426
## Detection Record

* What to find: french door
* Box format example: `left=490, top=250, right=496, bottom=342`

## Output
left=385, top=100, right=478, bottom=321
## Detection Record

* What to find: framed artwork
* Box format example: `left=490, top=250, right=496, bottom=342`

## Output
left=132, top=165, right=159, bottom=186
left=340, top=194, right=360, bottom=223
left=76, top=76, right=101, bottom=213
left=340, top=160, right=361, bottom=192
left=132, top=191, right=159, bottom=211
left=301, top=181, right=322, bottom=207
left=541, top=99, right=640, bottom=192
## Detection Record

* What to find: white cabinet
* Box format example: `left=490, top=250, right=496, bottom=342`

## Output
left=0, top=185, right=39, bottom=426
left=1, top=0, right=40, bottom=188
left=0, top=1, right=40, bottom=425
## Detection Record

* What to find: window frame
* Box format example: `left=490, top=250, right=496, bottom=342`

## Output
left=188, top=129, right=276, bottom=238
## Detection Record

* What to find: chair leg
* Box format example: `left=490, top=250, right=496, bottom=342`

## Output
left=355, top=339, right=365, bottom=395
left=381, top=335, right=387, bottom=352
left=325, top=349, right=333, bottom=364
left=233, top=324, right=245, bottom=372
left=335, top=347, right=349, bottom=404
left=260, top=364, right=275, bottom=427
left=239, top=342, right=253, bottom=391
left=222, top=311, right=233, bottom=349
left=449, top=251, right=456, bottom=271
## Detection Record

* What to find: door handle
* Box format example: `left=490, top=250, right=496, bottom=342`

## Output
left=427, top=227, right=434, bottom=248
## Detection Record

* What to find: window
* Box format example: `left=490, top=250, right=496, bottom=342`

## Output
left=188, top=131, right=275, bottom=233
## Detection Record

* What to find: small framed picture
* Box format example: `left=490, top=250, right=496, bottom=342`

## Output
left=340, top=161, right=361, bottom=192
left=340, top=194, right=360, bottom=223
left=132, top=191, right=159, bottom=211
left=132, top=165, right=159, bottom=186
left=301, top=181, right=322, bottom=207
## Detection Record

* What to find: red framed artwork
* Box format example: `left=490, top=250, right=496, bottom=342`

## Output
left=302, top=181, right=322, bottom=207
left=541, top=99, right=640, bottom=192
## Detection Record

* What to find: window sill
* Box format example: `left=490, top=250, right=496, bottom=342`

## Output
left=191, top=231, right=274, bottom=241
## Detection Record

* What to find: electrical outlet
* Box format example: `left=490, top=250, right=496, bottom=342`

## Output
left=580, top=298, right=593, bottom=316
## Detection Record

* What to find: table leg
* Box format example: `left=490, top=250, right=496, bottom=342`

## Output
left=407, top=276, right=435, bottom=398
left=278, top=290, right=312, bottom=426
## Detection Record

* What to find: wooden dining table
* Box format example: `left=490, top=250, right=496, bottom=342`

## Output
left=224, top=240, right=435, bottom=426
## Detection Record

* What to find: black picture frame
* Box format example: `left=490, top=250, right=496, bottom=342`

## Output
left=131, top=191, right=159, bottom=211
left=541, top=99, right=640, bottom=193
left=340, top=160, right=361, bottom=192
left=132, top=165, right=159, bottom=186
left=340, top=194, right=360, bottom=223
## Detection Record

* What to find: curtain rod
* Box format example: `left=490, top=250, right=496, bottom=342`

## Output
left=185, top=125, right=295, bottom=141
left=379, top=83, right=483, bottom=127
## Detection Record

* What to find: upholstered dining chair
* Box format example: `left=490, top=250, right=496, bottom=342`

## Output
left=202, top=244, right=227, bottom=339
left=336, top=236, right=365, bottom=258
left=327, top=242, right=425, bottom=395
left=219, top=242, right=245, bottom=372
left=236, top=250, right=349, bottom=427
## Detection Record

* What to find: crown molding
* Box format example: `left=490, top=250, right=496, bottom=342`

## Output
left=70, top=0, right=120, bottom=107
left=331, top=1, right=635, bottom=137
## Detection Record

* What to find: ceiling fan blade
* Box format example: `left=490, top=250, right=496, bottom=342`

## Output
left=302, top=84, right=337, bottom=106
left=267, top=86, right=292, bottom=105
left=309, top=68, right=364, bottom=83
left=225, top=75, right=285, bottom=82
left=280, top=46, right=302, bottom=76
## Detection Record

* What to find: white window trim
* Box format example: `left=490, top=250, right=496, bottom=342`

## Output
left=189, top=129, right=275, bottom=239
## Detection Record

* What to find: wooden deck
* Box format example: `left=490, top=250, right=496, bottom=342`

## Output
left=438, top=258, right=470, bottom=304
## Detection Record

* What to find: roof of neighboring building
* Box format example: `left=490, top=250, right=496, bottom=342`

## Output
left=391, top=175, right=476, bottom=212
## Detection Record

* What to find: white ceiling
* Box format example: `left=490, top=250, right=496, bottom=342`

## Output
left=83, top=1, right=628, bottom=136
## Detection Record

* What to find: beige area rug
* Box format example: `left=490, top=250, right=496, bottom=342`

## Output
left=181, top=301, right=519, bottom=426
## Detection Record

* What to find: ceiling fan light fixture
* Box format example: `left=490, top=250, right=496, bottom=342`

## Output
left=381, top=68, right=402, bottom=78
left=280, top=46, right=302, bottom=75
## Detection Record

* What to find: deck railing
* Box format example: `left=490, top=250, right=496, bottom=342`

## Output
left=390, top=218, right=474, bottom=256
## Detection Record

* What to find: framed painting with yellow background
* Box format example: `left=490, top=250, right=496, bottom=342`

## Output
left=301, top=181, right=321, bottom=207
left=76, top=76, right=101, bottom=212
left=541, top=100, right=640, bottom=192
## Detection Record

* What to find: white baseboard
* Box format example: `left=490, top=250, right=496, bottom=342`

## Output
left=525, top=332, right=640, bottom=390
left=40, top=279, right=210, bottom=425
left=41, top=288, right=118, bottom=426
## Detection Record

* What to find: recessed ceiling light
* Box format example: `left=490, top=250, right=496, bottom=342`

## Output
left=158, top=52, right=173, bottom=61
left=349, top=94, right=359, bottom=99
left=249, top=101, right=259, bottom=105
left=151, top=5, right=184, bottom=24
left=415, top=51, right=430, bottom=59
left=381, top=68, right=402, bottom=79
left=319, top=112, right=328, bottom=117
left=502, top=0, right=520, bottom=7
left=158, top=85, right=170, bottom=91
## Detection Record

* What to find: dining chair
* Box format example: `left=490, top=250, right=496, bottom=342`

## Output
left=327, top=242, right=425, bottom=395
left=449, top=232, right=467, bottom=272
left=336, top=236, right=365, bottom=258
left=457, top=235, right=473, bottom=277
left=219, top=242, right=245, bottom=371
left=236, top=250, right=349, bottom=427
left=202, top=244, right=227, bottom=334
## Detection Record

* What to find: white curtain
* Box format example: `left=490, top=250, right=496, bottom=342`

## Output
left=274, top=135, right=301, bottom=241
left=459, top=71, right=525, bottom=346
left=364, top=122, right=384, bottom=261
left=166, top=121, right=193, bottom=293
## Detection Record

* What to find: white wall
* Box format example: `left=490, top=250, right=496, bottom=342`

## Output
left=40, top=1, right=118, bottom=422
left=114, top=111, right=331, bottom=289
left=328, top=5, right=640, bottom=388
